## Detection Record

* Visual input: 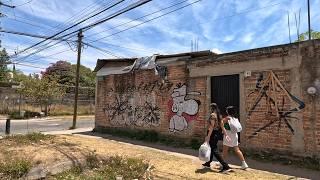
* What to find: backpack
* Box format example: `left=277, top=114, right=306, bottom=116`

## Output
left=228, top=117, right=242, bottom=133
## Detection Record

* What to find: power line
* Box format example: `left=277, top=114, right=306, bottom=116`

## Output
left=12, top=0, right=125, bottom=57
left=85, top=0, right=190, bottom=39
left=0, top=1, right=15, bottom=8
left=56, top=0, right=152, bottom=39
left=85, top=43, right=122, bottom=58
left=13, top=0, right=33, bottom=7
left=11, top=0, right=152, bottom=63
left=88, top=0, right=202, bottom=44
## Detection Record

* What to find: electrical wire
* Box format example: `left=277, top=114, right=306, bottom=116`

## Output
left=10, top=0, right=150, bottom=63
left=12, top=0, right=125, bottom=57
left=88, top=0, right=202, bottom=43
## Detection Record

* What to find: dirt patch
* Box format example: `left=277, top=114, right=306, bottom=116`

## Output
left=0, top=134, right=295, bottom=179
left=60, top=135, right=292, bottom=180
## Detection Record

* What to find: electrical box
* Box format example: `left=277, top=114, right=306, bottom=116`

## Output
left=244, top=71, right=251, bottom=77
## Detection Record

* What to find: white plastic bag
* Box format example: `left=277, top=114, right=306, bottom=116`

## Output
left=199, top=142, right=211, bottom=162
left=229, top=117, right=242, bottom=133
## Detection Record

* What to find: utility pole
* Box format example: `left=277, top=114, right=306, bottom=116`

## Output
left=72, top=29, right=83, bottom=129
left=307, top=0, right=311, bottom=40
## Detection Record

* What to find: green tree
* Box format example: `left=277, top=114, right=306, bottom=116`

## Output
left=12, top=70, right=29, bottom=82
left=18, top=76, right=66, bottom=115
left=0, top=48, right=10, bottom=81
left=42, top=60, right=96, bottom=87
left=298, top=30, right=320, bottom=41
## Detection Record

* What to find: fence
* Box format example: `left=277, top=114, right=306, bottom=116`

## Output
left=0, top=87, right=95, bottom=116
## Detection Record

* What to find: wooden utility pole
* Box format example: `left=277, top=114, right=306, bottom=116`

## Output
left=307, top=0, right=311, bottom=40
left=72, top=29, right=83, bottom=129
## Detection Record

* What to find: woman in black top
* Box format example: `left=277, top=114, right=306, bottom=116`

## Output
left=203, top=103, right=231, bottom=172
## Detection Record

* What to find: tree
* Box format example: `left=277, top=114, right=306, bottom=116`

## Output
left=298, top=30, right=320, bottom=41
left=18, top=76, right=66, bottom=116
left=41, top=60, right=96, bottom=87
left=0, top=48, right=10, bottom=81
left=41, top=60, right=74, bottom=85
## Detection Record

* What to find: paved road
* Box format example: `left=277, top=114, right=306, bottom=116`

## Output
left=0, top=117, right=94, bottom=135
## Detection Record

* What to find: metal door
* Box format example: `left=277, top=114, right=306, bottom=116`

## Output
left=211, top=74, right=240, bottom=117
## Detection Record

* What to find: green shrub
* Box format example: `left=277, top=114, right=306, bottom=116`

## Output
left=9, top=111, right=24, bottom=119
left=9, top=110, right=41, bottom=119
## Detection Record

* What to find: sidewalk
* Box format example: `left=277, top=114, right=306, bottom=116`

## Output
left=43, top=129, right=319, bottom=179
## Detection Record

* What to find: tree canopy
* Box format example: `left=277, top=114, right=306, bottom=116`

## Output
left=41, top=60, right=95, bottom=87
left=298, top=30, right=320, bottom=41
left=0, top=47, right=10, bottom=81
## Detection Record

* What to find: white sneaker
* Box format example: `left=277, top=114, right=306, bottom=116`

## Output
left=241, top=162, right=248, bottom=170
left=215, top=162, right=222, bottom=169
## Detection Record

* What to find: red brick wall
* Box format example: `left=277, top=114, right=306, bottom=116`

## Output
left=300, top=44, right=320, bottom=156
left=95, top=64, right=207, bottom=138
left=244, top=70, right=295, bottom=152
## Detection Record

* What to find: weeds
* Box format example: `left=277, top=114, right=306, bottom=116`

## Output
left=94, top=127, right=202, bottom=150
left=3, top=132, right=54, bottom=145
left=52, top=155, right=150, bottom=180
left=0, top=158, right=32, bottom=179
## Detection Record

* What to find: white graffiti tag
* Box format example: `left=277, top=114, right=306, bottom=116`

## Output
left=169, top=84, right=201, bottom=132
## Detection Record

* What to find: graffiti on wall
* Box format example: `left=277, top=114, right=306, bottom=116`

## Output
left=168, top=83, right=201, bottom=132
left=106, top=80, right=174, bottom=94
left=104, top=94, right=161, bottom=127
left=247, top=71, right=305, bottom=139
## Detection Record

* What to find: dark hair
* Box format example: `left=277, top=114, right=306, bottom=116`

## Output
left=226, top=106, right=236, bottom=117
left=210, top=103, right=222, bottom=126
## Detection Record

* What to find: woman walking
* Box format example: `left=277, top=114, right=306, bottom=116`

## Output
left=203, top=103, right=231, bottom=172
left=222, top=106, right=248, bottom=170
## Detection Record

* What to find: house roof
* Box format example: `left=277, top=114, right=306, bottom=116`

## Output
left=93, top=50, right=214, bottom=72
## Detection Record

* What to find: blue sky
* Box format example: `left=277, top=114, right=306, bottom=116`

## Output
left=1, top=0, right=320, bottom=74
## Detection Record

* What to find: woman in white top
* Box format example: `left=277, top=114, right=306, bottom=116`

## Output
left=221, top=106, right=248, bottom=170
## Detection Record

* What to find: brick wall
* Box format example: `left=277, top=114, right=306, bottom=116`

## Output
left=244, top=70, right=294, bottom=152
left=95, top=64, right=207, bottom=138
left=95, top=41, right=320, bottom=157
left=300, top=42, right=320, bottom=156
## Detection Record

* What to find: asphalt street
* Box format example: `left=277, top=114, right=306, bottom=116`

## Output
left=0, top=117, right=94, bottom=135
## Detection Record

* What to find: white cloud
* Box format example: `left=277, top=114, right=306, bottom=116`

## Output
left=223, top=35, right=234, bottom=42
left=241, top=33, right=254, bottom=44
left=211, top=48, right=223, bottom=54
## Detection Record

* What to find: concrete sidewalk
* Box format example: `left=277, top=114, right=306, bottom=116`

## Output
left=43, top=127, right=93, bottom=135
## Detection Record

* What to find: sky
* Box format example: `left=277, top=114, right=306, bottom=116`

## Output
left=1, top=0, right=320, bottom=74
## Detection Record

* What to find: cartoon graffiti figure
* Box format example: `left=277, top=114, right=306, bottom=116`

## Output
left=169, top=84, right=201, bottom=132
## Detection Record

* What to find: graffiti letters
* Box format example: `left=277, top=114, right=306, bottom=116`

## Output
left=168, top=84, right=201, bottom=132
left=106, top=80, right=174, bottom=94
left=104, top=94, right=160, bottom=127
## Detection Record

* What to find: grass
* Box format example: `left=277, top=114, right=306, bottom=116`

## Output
left=0, top=158, right=32, bottom=179
left=49, top=104, right=94, bottom=116
left=94, top=127, right=202, bottom=150
left=3, top=132, right=54, bottom=145
left=51, top=154, right=150, bottom=180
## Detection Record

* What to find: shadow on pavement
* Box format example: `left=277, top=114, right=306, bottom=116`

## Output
left=75, top=131, right=320, bottom=180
